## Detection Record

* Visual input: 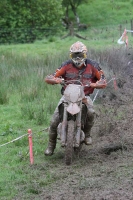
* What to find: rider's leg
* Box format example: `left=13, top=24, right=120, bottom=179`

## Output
left=84, top=110, right=95, bottom=145
left=44, top=108, right=60, bottom=156
left=83, top=101, right=95, bottom=145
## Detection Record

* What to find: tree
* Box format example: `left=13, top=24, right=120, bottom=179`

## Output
left=61, top=0, right=89, bottom=40
left=0, top=0, right=63, bottom=43
left=62, top=0, right=88, bottom=28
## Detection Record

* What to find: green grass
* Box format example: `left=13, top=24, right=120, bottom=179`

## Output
left=78, top=0, right=133, bottom=26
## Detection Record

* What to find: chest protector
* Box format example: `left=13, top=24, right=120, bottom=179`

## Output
left=62, top=63, right=98, bottom=95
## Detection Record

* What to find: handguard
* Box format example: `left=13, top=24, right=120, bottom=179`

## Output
left=45, top=75, right=62, bottom=85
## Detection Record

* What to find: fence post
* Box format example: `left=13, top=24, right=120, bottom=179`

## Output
left=131, top=19, right=133, bottom=36
left=28, top=129, right=34, bottom=165
left=113, top=75, right=117, bottom=90
left=119, top=24, right=122, bottom=36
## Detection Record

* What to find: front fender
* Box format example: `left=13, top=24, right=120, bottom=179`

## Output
left=67, top=103, right=80, bottom=115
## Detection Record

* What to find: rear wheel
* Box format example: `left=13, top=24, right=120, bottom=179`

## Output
left=65, top=120, right=74, bottom=165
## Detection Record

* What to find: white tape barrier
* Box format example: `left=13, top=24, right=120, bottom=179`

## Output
left=117, top=35, right=125, bottom=44
left=92, top=90, right=99, bottom=103
left=117, top=29, right=133, bottom=45
left=0, top=133, right=28, bottom=147
left=107, top=77, right=116, bottom=84
left=126, top=30, right=133, bottom=33
left=0, top=128, right=48, bottom=148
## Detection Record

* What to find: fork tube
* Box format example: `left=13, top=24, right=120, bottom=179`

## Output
left=61, top=103, right=68, bottom=146
left=75, top=102, right=82, bottom=147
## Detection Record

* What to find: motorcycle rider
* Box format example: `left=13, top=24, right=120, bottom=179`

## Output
left=44, top=41, right=107, bottom=156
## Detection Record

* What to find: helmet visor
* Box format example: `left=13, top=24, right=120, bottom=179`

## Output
left=71, top=52, right=85, bottom=59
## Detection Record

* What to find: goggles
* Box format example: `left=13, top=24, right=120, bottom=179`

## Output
left=70, top=52, right=86, bottom=59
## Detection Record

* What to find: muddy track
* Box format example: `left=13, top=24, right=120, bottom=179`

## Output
left=19, top=65, right=133, bottom=200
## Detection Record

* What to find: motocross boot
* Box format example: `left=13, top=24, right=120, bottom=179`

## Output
left=44, top=108, right=60, bottom=156
left=44, top=128, right=57, bottom=156
left=84, top=134, right=92, bottom=145
left=83, top=111, right=95, bottom=145
left=88, top=107, right=95, bottom=115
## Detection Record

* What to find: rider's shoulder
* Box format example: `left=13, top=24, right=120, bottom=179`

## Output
left=60, top=60, right=72, bottom=68
left=86, top=59, right=101, bottom=70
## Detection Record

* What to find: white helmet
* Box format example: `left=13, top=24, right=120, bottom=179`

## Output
left=70, top=41, right=87, bottom=68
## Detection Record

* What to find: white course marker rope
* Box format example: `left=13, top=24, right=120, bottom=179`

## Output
left=0, top=133, right=28, bottom=147
left=92, top=77, right=117, bottom=103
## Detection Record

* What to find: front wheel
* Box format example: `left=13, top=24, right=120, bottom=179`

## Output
left=65, top=120, right=74, bottom=165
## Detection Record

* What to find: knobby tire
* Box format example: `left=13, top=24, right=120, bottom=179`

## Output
left=65, top=120, right=74, bottom=165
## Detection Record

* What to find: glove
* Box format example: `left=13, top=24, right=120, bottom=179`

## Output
left=90, top=80, right=107, bottom=89
left=45, top=75, right=62, bottom=85
left=96, top=80, right=107, bottom=88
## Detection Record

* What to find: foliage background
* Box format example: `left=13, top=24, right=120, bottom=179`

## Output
left=0, top=0, right=133, bottom=43
left=0, top=0, right=63, bottom=43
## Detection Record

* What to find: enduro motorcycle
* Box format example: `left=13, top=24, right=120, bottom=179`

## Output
left=57, top=80, right=89, bottom=165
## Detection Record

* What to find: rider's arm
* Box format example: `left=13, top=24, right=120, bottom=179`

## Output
left=90, top=67, right=107, bottom=89
left=45, top=66, right=66, bottom=84
left=54, top=67, right=66, bottom=78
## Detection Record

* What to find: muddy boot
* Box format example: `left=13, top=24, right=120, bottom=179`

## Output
left=44, top=139, right=56, bottom=156
left=84, top=133, right=92, bottom=145
left=45, top=108, right=60, bottom=156
left=44, top=131, right=57, bottom=156
left=44, top=128, right=57, bottom=156
left=88, top=106, right=95, bottom=115
left=83, top=111, right=95, bottom=145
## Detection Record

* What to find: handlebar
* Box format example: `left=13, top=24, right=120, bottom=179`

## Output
left=61, top=79, right=83, bottom=86
left=60, top=79, right=106, bottom=89
left=60, top=79, right=92, bottom=88
left=45, top=75, right=106, bottom=89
